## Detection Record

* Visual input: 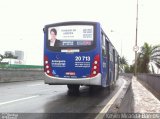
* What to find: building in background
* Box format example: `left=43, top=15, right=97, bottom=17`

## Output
left=15, top=50, right=24, bottom=61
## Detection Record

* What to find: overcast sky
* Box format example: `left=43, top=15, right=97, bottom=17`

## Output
left=0, top=0, right=160, bottom=65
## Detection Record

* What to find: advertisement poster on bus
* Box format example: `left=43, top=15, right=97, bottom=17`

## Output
left=48, top=25, right=94, bottom=47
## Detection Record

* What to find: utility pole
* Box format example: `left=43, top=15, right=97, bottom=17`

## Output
left=134, top=0, right=139, bottom=76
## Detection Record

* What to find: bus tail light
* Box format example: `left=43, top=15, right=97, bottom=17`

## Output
left=44, top=56, right=53, bottom=76
left=90, top=55, right=100, bottom=77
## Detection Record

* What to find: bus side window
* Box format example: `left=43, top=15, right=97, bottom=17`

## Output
left=109, top=44, right=113, bottom=62
left=101, top=32, right=106, bottom=56
left=105, top=38, right=109, bottom=54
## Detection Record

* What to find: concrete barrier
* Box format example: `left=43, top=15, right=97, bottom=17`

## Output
left=137, top=74, right=160, bottom=96
left=0, top=69, right=45, bottom=83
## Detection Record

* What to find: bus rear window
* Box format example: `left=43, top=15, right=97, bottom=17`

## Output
left=46, top=25, right=96, bottom=51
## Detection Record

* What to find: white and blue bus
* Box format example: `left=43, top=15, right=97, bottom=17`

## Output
left=43, top=21, right=119, bottom=92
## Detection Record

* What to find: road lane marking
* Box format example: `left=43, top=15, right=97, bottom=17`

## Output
left=95, top=78, right=126, bottom=119
left=0, top=95, right=39, bottom=106
left=27, top=84, right=44, bottom=86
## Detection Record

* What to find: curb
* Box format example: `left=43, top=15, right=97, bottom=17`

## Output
left=106, top=76, right=133, bottom=113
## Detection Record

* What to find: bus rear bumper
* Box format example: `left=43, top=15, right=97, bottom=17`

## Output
left=44, top=73, right=101, bottom=86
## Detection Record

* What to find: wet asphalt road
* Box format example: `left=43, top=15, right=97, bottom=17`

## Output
left=0, top=77, right=124, bottom=119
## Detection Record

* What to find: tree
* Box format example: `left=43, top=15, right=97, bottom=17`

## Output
left=4, top=52, right=17, bottom=59
left=136, top=42, right=160, bottom=73
left=124, top=65, right=134, bottom=73
left=120, top=56, right=128, bottom=66
left=0, top=54, right=4, bottom=62
left=119, top=56, right=128, bottom=73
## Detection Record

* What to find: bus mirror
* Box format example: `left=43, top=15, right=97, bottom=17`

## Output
left=43, top=28, right=45, bottom=33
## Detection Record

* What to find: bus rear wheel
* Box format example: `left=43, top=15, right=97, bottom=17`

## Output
left=67, top=84, right=80, bottom=95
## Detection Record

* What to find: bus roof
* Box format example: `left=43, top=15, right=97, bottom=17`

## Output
left=44, top=21, right=100, bottom=27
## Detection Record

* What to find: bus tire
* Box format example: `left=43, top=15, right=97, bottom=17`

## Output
left=67, top=84, right=80, bottom=95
